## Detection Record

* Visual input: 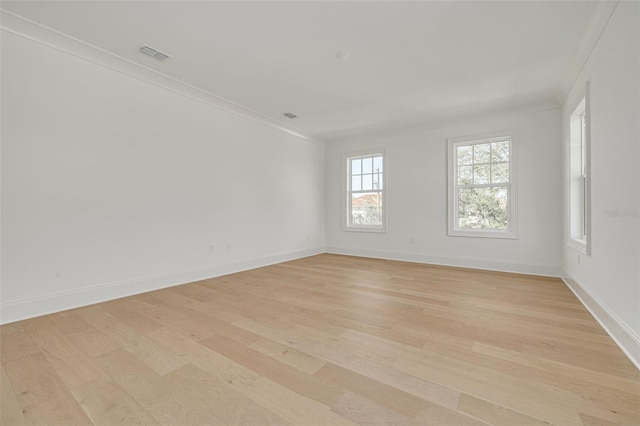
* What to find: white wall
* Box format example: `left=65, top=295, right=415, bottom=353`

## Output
left=1, top=30, right=325, bottom=323
left=325, top=108, right=563, bottom=276
left=561, top=1, right=640, bottom=365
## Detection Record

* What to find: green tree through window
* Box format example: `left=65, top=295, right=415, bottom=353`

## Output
left=448, top=136, right=516, bottom=238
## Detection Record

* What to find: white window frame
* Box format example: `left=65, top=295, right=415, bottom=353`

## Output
left=344, top=149, right=386, bottom=232
left=568, top=82, right=591, bottom=255
left=447, top=133, right=518, bottom=239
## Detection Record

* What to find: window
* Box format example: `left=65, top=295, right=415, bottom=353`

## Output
left=448, top=134, right=517, bottom=238
left=568, top=82, right=591, bottom=254
left=346, top=151, right=385, bottom=231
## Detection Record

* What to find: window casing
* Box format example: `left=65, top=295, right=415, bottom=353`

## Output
left=568, top=83, right=591, bottom=254
left=448, top=134, right=517, bottom=239
left=345, top=151, right=386, bottom=232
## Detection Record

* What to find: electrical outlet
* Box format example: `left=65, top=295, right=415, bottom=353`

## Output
left=226, top=242, right=232, bottom=251
left=410, top=236, right=416, bottom=243
left=209, top=243, right=215, bottom=253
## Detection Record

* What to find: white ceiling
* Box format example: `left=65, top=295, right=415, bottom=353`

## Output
left=2, top=1, right=597, bottom=140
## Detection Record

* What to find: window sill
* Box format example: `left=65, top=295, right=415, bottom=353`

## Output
left=343, top=226, right=387, bottom=233
left=568, top=238, right=588, bottom=255
left=448, top=229, right=518, bottom=239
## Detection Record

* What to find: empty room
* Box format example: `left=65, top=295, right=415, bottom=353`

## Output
left=1, top=1, right=639, bottom=425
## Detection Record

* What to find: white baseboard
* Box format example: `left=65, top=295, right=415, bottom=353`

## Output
left=562, top=272, right=640, bottom=371
left=325, top=247, right=639, bottom=370
left=5, top=246, right=637, bottom=371
left=325, top=246, right=562, bottom=277
left=0, top=247, right=323, bottom=325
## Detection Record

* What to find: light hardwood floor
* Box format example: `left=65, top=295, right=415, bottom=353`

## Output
left=1, top=254, right=639, bottom=425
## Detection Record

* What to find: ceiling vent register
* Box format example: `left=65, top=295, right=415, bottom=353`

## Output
left=139, top=44, right=171, bottom=62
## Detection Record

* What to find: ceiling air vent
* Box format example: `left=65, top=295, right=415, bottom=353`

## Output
left=283, top=112, right=298, bottom=119
left=139, top=44, right=171, bottom=62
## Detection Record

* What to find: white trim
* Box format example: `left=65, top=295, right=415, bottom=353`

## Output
left=559, top=1, right=619, bottom=106
left=325, top=246, right=561, bottom=277
left=344, top=149, right=387, bottom=233
left=567, top=238, right=588, bottom=255
left=0, top=9, right=321, bottom=146
left=567, top=82, right=591, bottom=255
left=342, top=227, right=387, bottom=234
left=562, top=272, right=640, bottom=371
left=447, top=133, right=518, bottom=239
left=0, top=248, right=323, bottom=325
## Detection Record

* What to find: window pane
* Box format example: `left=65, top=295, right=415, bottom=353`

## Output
left=373, top=156, right=383, bottom=172
left=570, top=100, right=588, bottom=246
left=351, top=192, right=382, bottom=226
left=491, top=141, right=509, bottom=163
left=473, top=164, right=490, bottom=184
left=362, top=174, right=373, bottom=191
left=492, top=162, right=509, bottom=183
left=457, top=165, right=473, bottom=185
left=474, top=143, right=491, bottom=163
left=580, top=113, right=586, bottom=174
left=458, top=187, right=508, bottom=230
left=373, top=175, right=382, bottom=190
left=351, top=158, right=361, bottom=175
left=457, top=146, right=473, bottom=165
left=351, top=175, right=361, bottom=191
left=363, top=157, right=373, bottom=173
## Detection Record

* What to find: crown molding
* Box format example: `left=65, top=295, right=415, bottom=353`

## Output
left=558, top=0, right=619, bottom=106
left=0, top=9, right=322, bottom=145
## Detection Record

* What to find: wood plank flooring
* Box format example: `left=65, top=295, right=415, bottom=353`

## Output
left=1, top=254, right=639, bottom=425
